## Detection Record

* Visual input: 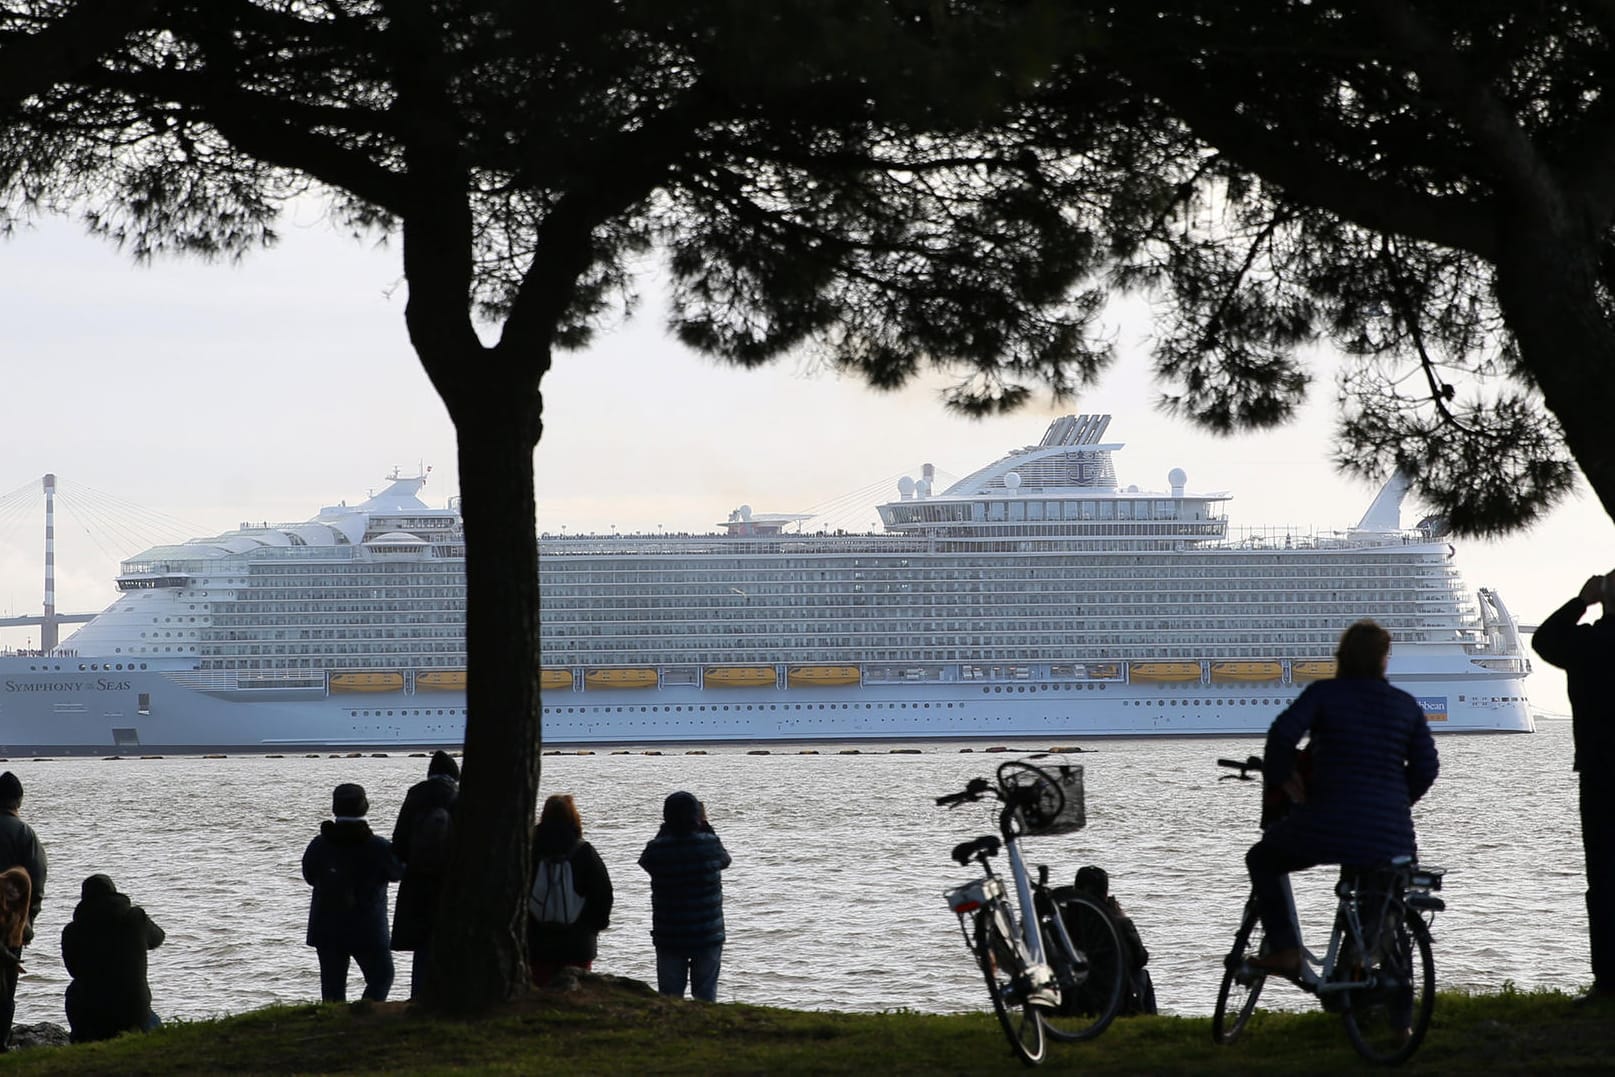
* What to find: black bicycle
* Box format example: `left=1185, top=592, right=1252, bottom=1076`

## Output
left=937, top=755, right=1129, bottom=1066
left=1211, top=755, right=1446, bottom=1065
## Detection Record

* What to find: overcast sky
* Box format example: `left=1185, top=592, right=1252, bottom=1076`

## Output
left=0, top=211, right=1605, bottom=717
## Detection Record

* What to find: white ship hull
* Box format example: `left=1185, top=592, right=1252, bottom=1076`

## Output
left=0, top=654, right=1529, bottom=755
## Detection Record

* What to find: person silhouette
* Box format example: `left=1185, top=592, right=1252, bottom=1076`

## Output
left=1532, top=572, right=1615, bottom=1005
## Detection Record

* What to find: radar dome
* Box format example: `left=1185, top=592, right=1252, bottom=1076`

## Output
left=1168, top=467, right=1187, bottom=496
left=1004, top=471, right=1022, bottom=490
left=740, top=505, right=752, bottom=521
left=898, top=475, right=916, bottom=497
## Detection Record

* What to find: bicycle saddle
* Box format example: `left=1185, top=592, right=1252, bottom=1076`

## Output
left=952, top=835, right=1001, bottom=865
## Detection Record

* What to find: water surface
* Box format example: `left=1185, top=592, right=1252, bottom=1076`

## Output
left=4, top=721, right=1585, bottom=1025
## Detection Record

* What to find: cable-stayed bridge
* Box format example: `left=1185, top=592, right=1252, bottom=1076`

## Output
left=0, top=474, right=203, bottom=652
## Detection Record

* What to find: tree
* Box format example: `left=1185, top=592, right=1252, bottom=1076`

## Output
left=0, top=0, right=1112, bottom=1012
left=18, top=0, right=1605, bottom=1014
left=1004, top=2, right=1615, bottom=535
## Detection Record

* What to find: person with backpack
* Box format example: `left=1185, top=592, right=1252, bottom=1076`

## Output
left=390, top=750, right=459, bottom=998
left=639, top=791, right=731, bottom=1002
left=1071, top=865, right=1157, bottom=1016
left=527, top=793, right=613, bottom=986
left=302, top=783, right=403, bottom=1003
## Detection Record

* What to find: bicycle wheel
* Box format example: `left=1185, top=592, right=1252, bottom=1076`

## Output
left=974, top=908, right=1046, bottom=1066
left=1211, top=901, right=1267, bottom=1045
left=1040, top=893, right=1127, bottom=1042
left=1342, top=909, right=1435, bottom=1064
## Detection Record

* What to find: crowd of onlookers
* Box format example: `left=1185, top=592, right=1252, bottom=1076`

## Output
left=0, top=749, right=734, bottom=1049
left=300, top=750, right=733, bottom=1006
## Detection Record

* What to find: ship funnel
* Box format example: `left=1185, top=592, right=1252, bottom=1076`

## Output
left=1354, top=470, right=1412, bottom=532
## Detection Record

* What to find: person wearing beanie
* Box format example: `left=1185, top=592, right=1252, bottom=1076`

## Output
left=638, top=791, right=731, bottom=1002
left=302, top=782, right=402, bottom=1003
left=390, top=750, right=461, bottom=998
left=0, top=771, right=45, bottom=1050
left=60, top=874, right=166, bottom=1042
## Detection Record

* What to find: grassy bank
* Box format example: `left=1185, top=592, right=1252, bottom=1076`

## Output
left=2, top=977, right=1609, bottom=1075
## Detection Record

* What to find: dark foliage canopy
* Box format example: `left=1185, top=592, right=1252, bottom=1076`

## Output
left=5, top=0, right=1615, bottom=1012
left=1013, top=2, right=1615, bottom=535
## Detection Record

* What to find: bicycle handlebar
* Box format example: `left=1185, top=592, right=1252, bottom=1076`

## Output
left=1216, top=755, right=1264, bottom=780
left=935, top=776, right=994, bottom=807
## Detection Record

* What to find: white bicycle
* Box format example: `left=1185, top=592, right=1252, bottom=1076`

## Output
left=937, top=755, right=1128, bottom=1066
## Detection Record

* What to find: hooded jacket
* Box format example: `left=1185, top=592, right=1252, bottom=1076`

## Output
left=60, top=876, right=165, bottom=1043
left=302, top=818, right=402, bottom=951
left=389, top=757, right=459, bottom=951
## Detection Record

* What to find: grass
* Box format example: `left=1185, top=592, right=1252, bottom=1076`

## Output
left=1, top=977, right=1611, bottom=1075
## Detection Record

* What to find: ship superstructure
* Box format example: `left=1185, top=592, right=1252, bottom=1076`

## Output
left=0, top=417, right=1533, bottom=752
left=538, top=415, right=1531, bottom=740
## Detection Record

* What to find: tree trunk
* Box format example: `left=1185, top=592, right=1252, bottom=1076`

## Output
left=417, top=366, right=543, bottom=1013
left=1492, top=207, right=1615, bottom=520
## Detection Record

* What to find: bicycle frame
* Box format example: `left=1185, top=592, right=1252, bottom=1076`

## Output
left=944, top=815, right=1054, bottom=994
left=939, top=757, right=1129, bottom=1065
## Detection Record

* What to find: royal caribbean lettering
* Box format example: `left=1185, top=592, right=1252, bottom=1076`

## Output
left=1416, top=696, right=1449, bottom=722
left=4, top=679, right=130, bottom=692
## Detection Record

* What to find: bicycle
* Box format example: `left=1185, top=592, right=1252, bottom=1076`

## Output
left=936, top=754, right=1129, bottom=1066
left=1211, top=755, right=1447, bottom=1065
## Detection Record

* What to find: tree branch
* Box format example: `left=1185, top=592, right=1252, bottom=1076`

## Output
left=1124, top=60, right=1499, bottom=260
left=1359, top=0, right=1578, bottom=221
left=0, top=0, right=157, bottom=107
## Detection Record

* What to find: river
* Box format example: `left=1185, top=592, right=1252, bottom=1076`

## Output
left=3, top=719, right=1586, bottom=1026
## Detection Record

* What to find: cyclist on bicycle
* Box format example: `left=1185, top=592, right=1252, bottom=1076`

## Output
left=1245, top=620, right=1440, bottom=978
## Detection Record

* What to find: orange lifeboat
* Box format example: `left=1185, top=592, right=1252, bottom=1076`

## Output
left=1210, top=661, right=1283, bottom=683
left=416, top=670, right=467, bottom=691
left=584, top=668, right=658, bottom=689
left=704, top=666, right=777, bottom=688
left=1128, top=661, right=1202, bottom=683
left=1291, top=660, right=1337, bottom=683
left=787, top=665, right=860, bottom=687
left=540, top=669, right=574, bottom=690
left=330, top=672, right=405, bottom=693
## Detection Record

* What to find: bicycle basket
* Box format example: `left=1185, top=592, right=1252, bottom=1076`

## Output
left=1003, top=760, right=1086, bottom=835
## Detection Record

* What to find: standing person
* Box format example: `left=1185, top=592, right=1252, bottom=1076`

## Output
left=390, top=750, right=459, bottom=998
left=527, top=793, right=613, bottom=985
left=302, top=783, right=402, bottom=1003
left=1532, top=571, right=1615, bottom=1004
left=639, top=791, right=731, bottom=1002
left=60, top=874, right=165, bottom=1043
left=1245, top=620, right=1439, bottom=978
left=0, top=772, right=45, bottom=1052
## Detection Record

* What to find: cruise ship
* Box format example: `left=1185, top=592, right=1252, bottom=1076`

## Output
left=0, top=415, right=1533, bottom=752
